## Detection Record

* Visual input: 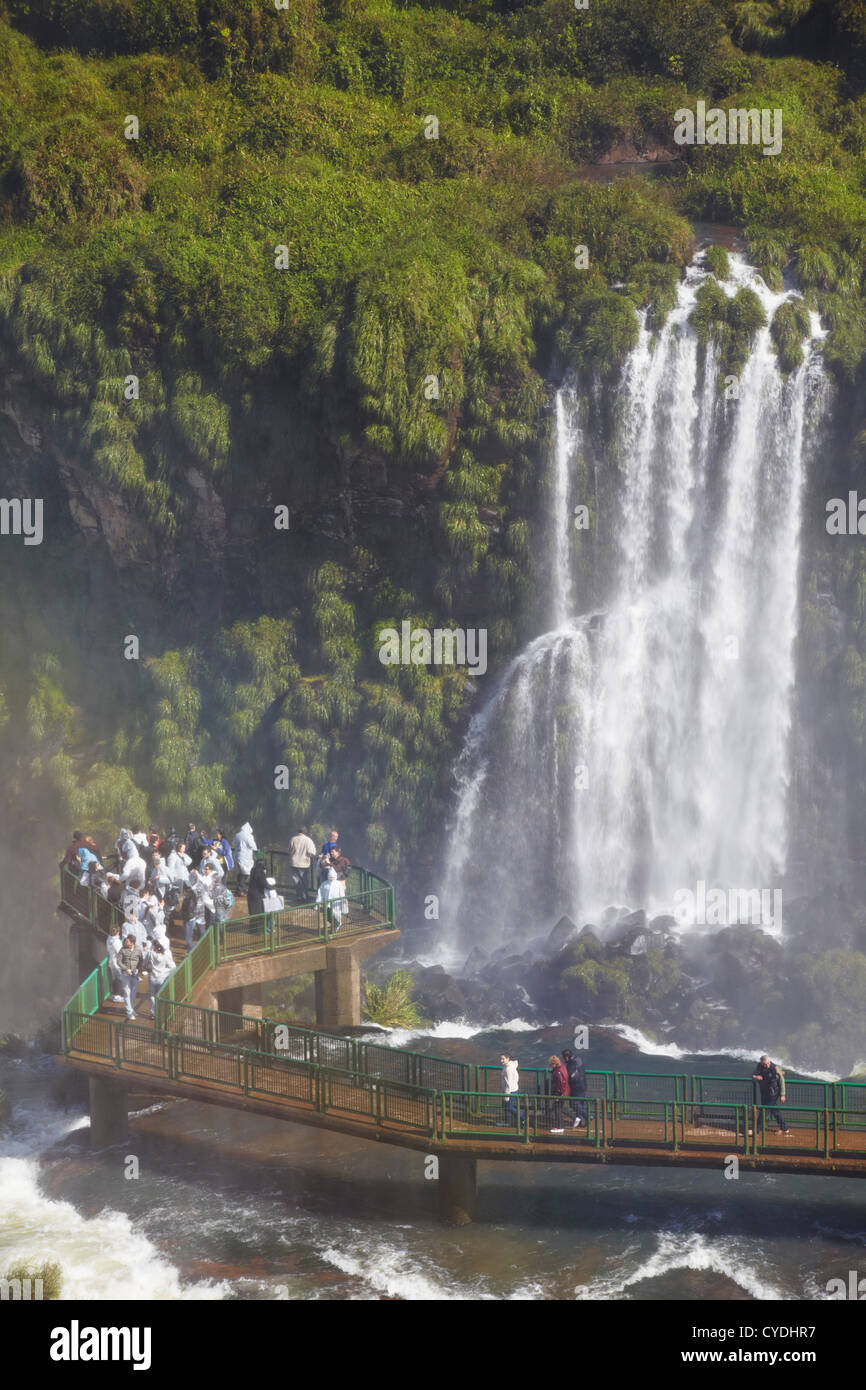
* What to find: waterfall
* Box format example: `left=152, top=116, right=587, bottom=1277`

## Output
left=443, top=252, right=828, bottom=954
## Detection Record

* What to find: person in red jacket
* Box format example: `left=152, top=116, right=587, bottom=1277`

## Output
left=548, top=1055, right=570, bottom=1133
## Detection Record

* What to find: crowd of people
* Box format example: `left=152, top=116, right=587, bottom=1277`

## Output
left=61, top=820, right=358, bottom=1021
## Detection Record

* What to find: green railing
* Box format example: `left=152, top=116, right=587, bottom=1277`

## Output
left=59, top=996, right=866, bottom=1158
left=59, top=850, right=866, bottom=1163
left=59, top=858, right=396, bottom=951
left=61, top=958, right=113, bottom=1052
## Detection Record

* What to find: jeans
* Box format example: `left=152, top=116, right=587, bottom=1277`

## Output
left=503, top=1093, right=519, bottom=1128
left=120, top=971, right=139, bottom=1018
left=292, top=867, right=310, bottom=899
left=149, top=975, right=164, bottom=1018
left=571, top=1095, right=588, bottom=1124
left=761, top=1103, right=788, bottom=1132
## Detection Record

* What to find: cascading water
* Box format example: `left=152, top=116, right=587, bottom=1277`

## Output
left=443, top=252, right=828, bottom=955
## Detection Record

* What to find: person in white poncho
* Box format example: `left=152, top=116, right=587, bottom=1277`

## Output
left=233, top=821, right=257, bottom=890
left=316, top=867, right=348, bottom=932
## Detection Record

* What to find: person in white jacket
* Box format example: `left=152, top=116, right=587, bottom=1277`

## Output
left=120, top=851, right=147, bottom=889
left=186, top=869, right=214, bottom=949
left=316, top=868, right=347, bottom=932
left=144, top=938, right=176, bottom=1019
left=500, top=1053, right=520, bottom=1128
left=106, top=926, right=124, bottom=1003
left=233, top=821, right=257, bottom=890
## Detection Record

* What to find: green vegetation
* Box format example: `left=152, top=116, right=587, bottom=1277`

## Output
left=703, top=244, right=731, bottom=280
left=690, top=280, right=767, bottom=377
left=770, top=296, right=812, bottom=370
left=362, top=968, right=429, bottom=1029
left=0, top=0, right=866, bottom=899
left=3, top=1260, right=62, bottom=1299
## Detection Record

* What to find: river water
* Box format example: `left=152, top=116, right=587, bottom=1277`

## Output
left=2, top=1025, right=861, bottom=1302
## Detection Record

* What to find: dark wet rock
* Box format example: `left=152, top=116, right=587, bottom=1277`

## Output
left=461, top=947, right=488, bottom=976
left=546, top=914, right=578, bottom=954
left=649, top=914, right=677, bottom=934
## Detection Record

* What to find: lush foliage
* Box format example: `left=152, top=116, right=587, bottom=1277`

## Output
left=362, top=968, right=429, bottom=1028
left=0, top=0, right=865, bottom=914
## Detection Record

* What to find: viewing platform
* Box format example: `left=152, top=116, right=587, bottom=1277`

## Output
left=57, top=856, right=866, bottom=1223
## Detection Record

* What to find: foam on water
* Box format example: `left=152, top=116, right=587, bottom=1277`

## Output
left=573, top=1230, right=784, bottom=1301
left=0, top=1088, right=227, bottom=1301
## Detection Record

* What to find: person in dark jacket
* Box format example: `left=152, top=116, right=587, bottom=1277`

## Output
left=548, top=1055, right=570, bottom=1132
left=247, top=859, right=268, bottom=920
left=562, top=1048, right=588, bottom=1129
left=186, top=824, right=205, bottom=868
left=752, top=1055, right=789, bottom=1134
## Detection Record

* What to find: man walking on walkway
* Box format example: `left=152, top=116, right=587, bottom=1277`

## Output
left=117, top=934, right=143, bottom=1021
left=752, top=1055, right=789, bottom=1135
left=562, top=1048, right=588, bottom=1129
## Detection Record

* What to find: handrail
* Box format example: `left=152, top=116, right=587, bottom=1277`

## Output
left=58, top=1000, right=866, bottom=1157
left=59, top=857, right=866, bottom=1155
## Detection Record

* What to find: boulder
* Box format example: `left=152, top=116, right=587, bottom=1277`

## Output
left=546, top=914, right=578, bottom=954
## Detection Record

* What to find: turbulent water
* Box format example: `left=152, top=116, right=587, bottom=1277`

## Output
left=3, top=1038, right=862, bottom=1302
left=444, top=254, right=828, bottom=951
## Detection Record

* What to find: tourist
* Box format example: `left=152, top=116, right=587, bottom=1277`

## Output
left=77, top=845, right=102, bottom=884
left=139, top=891, right=165, bottom=941
left=318, top=830, right=340, bottom=882
left=752, top=1055, right=789, bottom=1135
left=60, top=831, right=85, bottom=872
left=316, top=867, right=347, bottom=931
left=125, top=908, right=148, bottom=952
left=288, top=825, right=317, bottom=901
left=548, top=1055, right=570, bottom=1132
left=106, top=925, right=123, bottom=1003
left=186, top=869, right=214, bottom=949
left=562, top=1048, right=588, bottom=1129
left=148, top=853, right=173, bottom=902
left=143, top=937, right=176, bottom=1020
left=115, top=827, right=135, bottom=860
left=199, top=843, right=225, bottom=882
left=120, top=846, right=147, bottom=889
left=500, top=1052, right=520, bottom=1128
left=213, top=829, right=234, bottom=874
left=166, top=841, right=191, bottom=885
left=247, top=858, right=268, bottom=919
left=234, top=821, right=257, bottom=891
left=185, top=824, right=205, bottom=868
left=116, top=934, right=143, bottom=1020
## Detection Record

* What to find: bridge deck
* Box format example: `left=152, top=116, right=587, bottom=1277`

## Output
left=58, top=1048, right=866, bottom=1177
left=60, top=1016, right=866, bottom=1177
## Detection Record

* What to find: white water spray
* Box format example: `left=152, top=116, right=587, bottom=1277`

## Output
left=444, top=253, right=828, bottom=951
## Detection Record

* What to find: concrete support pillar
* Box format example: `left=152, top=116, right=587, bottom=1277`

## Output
left=218, top=986, right=244, bottom=1017
left=217, top=984, right=263, bottom=1021
left=315, top=946, right=361, bottom=1029
left=241, top=983, right=263, bottom=1020
left=88, top=1077, right=129, bottom=1150
left=437, top=1155, right=477, bottom=1226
